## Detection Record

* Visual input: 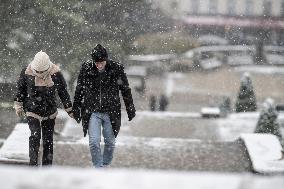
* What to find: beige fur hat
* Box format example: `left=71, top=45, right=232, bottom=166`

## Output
left=31, top=51, right=51, bottom=72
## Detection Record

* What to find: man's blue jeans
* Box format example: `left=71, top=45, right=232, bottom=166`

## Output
left=88, top=112, right=116, bottom=168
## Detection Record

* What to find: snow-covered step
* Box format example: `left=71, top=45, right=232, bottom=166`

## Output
left=0, top=165, right=283, bottom=189
left=0, top=126, right=251, bottom=171
left=240, top=133, right=284, bottom=174
left=0, top=138, right=5, bottom=144
left=0, top=123, right=29, bottom=164
left=0, top=109, right=70, bottom=164
left=54, top=136, right=252, bottom=171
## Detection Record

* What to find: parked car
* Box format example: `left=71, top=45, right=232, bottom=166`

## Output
left=197, top=35, right=229, bottom=46
left=183, top=45, right=255, bottom=70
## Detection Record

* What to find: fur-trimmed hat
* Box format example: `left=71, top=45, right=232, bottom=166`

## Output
left=91, top=44, right=108, bottom=62
left=31, top=51, right=51, bottom=72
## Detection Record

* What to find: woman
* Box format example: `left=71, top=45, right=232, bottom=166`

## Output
left=14, top=51, right=73, bottom=166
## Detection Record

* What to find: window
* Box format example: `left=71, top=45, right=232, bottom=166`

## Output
left=228, top=0, right=236, bottom=15
left=263, top=0, right=272, bottom=16
left=191, top=0, right=200, bottom=15
left=209, top=0, right=217, bottom=14
left=245, top=0, right=253, bottom=16
left=281, top=2, right=284, bottom=17
left=171, top=1, right=178, bottom=10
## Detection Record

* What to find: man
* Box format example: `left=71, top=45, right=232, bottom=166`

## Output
left=73, top=44, right=136, bottom=168
left=14, top=51, right=73, bottom=166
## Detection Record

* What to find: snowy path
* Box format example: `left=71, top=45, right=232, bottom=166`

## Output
left=0, top=165, right=283, bottom=189
left=1, top=111, right=283, bottom=172
left=0, top=121, right=251, bottom=171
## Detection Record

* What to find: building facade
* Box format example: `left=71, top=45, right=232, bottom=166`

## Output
left=149, top=0, right=284, bottom=45
left=150, top=0, right=284, bottom=18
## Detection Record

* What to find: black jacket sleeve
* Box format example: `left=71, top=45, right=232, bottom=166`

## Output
left=118, top=65, right=136, bottom=117
left=14, top=68, right=27, bottom=103
left=54, top=72, right=72, bottom=112
left=73, top=63, right=86, bottom=122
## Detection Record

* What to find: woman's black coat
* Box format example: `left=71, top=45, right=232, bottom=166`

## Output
left=73, top=60, right=136, bottom=137
left=14, top=68, right=72, bottom=117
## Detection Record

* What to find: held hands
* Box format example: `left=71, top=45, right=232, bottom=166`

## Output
left=68, top=112, right=74, bottom=119
left=67, top=108, right=79, bottom=123
left=68, top=111, right=81, bottom=124
left=66, top=108, right=75, bottom=119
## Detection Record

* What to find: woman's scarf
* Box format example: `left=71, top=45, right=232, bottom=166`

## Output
left=25, top=63, right=60, bottom=87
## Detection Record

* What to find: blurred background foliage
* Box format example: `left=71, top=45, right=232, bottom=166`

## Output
left=0, top=0, right=173, bottom=84
left=132, top=31, right=198, bottom=54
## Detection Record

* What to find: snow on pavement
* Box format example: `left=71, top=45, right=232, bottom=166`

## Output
left=0, top=109, right=73, bottom=163
left=0, top=165, right=283, bottom=189
left=234, top=65, right=284, bottom=75
left=61, top=117, right=82, bottom=138
left=217, top=112, right=284, bottom=141
left=1, top=111, right=284, bottom=172
left=66, top=135, right=201, bottom=148
left=0, top=123, right=29, bottom=163
left=216, top=112, right=259, bottom=141
left=61, top=110, right=201, bottom=139
left=134, top=110, right=200, bottom=118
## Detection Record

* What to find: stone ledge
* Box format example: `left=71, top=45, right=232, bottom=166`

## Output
left=240, top=133, right=284, bottom=174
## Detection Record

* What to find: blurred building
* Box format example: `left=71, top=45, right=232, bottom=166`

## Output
left=150, top=0, right=284, bottom=17
left=150, top=0, right=284, bottom=45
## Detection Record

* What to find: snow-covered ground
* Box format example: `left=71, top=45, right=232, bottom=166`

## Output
left=1, top=111, right=284, bottom=173
left=0, top=109, right=71, bottom=163
left=234, top=65, right=284, bottom=75
left=0, top=123, right=29, bottom=163
left=217, top=112, right=259, bottom=141
left=217, top=112, right=284, bottom=141
left=1, top=65, right=284, bottom=188
left=0, top=165, right=283, bottom=189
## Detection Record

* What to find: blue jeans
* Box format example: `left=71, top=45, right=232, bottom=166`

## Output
left=88, top=112, right=116, bottom=168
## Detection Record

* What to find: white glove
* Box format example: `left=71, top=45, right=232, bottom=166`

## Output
left=16, top=107, right=25, bottom=118
left=14, top=101, right=26, bottom=118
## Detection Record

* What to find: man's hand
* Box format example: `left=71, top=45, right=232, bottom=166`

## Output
left=128, top=111, right=136, bottom=121
left=127, top=104, right=136, bottom=121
